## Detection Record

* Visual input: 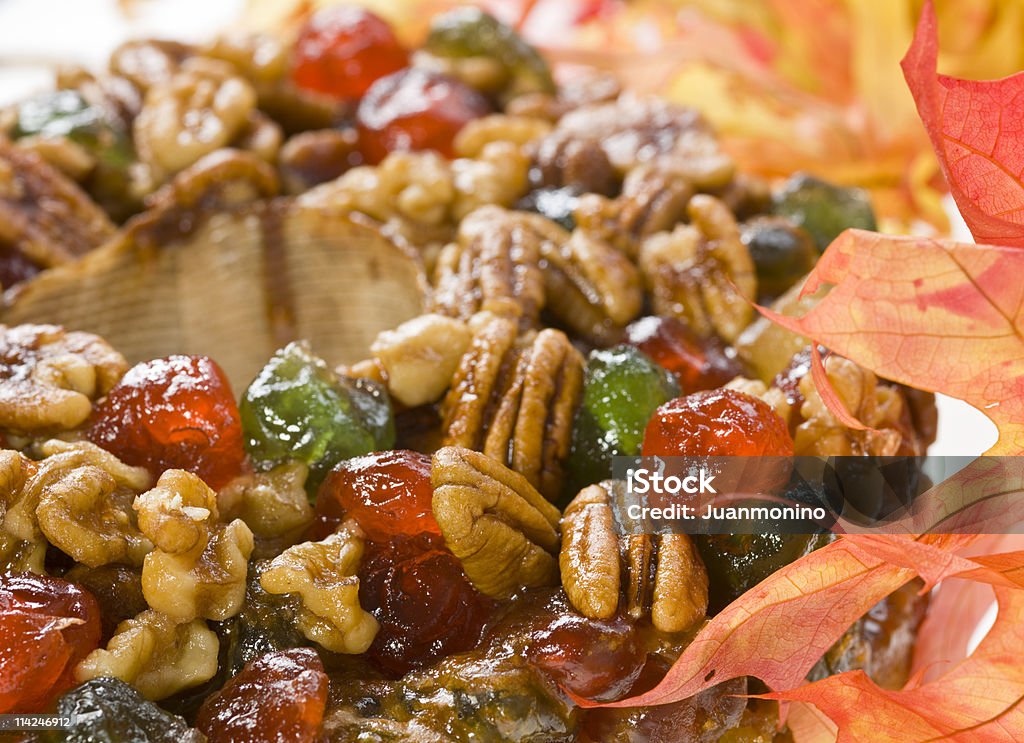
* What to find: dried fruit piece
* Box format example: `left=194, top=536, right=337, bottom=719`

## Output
left=197, top=648, right=327, bottom=743
left=240, top=342, right=394, bottom=494
left=64, top=564, right=148, bottom=643
left=358, top=532, right=494, bottom=676
left=356, top=68, right=491, bottom=164
left=740, top=216, right=817, bottom=299
left=0, top=572, right=101, bottom=713
left=135, top=470, right=253, bottom=622
left=52, top=677, right=203, bottom=743
left=568, top=345, right=679, bottom=491
left=76, top=609, right=218, bottom=701
left=561, top=482, right=708, bottom=633
left=431, top=446, right=561, bottom=599
left=315, top=449, right=436, bottom=541
left=771, top=173, right=877, bottom=252
left=87, top=355, right=244, bottom=490
left=625, top=316, right=741, bottom=394
left=642, top=388, right=794, bottom=457
left=424, top=8, right=555, bottom=99
left=260, top=527, right=379, bottom=654
left=290, top=6, right=408, bottom=100
left=0, top=324, right=128, bottom=433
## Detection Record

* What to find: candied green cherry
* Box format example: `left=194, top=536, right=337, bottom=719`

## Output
left=240, top=342, right=395, bottom=494
left=13, top=90, right=131, bottom=165
left=771, top=173, right=877, bottom=252
left=567, top=345, right=680, bottom=492
left=45, top=678, right=202, bottom=743
left=424, top=7, right=555, bottom=97
left=740, top=216, right=817, bottom=298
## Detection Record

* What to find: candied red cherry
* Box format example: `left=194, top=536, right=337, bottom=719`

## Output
left=359, top=534, right=494, bottom=676
left=290, top=6, right=408, bottom=100
left=0, top=572, right=101, bottom=713
left=642, top=388, right=793, bottom=457
left=196, top=648, right=327, bottom=743
left=356, top=68, right=491, bottom=163
left=315, top=449, right=437, bottom=541
left=88, top=355, right=244, bottom=489
left=625, top=316, right=741, bottom=394
left=526, top=610, right=645, bottom=702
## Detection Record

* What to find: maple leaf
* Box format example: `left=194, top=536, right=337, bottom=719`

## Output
left=757, top=229, right=1024, bottom=454
left=903, top=0, right=1024, bottom=246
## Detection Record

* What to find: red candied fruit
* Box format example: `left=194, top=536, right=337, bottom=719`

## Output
left=290, top=6, right=408, bottom=100
left=526, top=610, right=645, bottom=702
left=356, top=68, right=491, bottom=163
left=642, top=388, right=794, bottom=457
left=87, top=355, right=245, bottom=490
left=359, top=534, right=494, bottom=676
left=0, top=572, right=101, bottom=713
left=196, top=648, right=327, bottom=743
left=315, top=449, right=437, bottom=541
left=625, top=316, right=741, bottom=394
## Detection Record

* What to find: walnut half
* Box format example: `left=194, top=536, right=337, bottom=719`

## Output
left=560, top=482, right=708, bottom=633
left=431, top=446, right=561, bottom=599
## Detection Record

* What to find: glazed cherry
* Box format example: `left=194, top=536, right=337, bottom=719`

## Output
left=356, top=68, right=491, bottom=163
left=0, top=572, right=101, bottom=713
left=290, top=6, right=408, bottom=100
left=625, top=316, right=741, bottom=394
left=315, top=450, right=437, bottom=541
left=526, top=610, right=645, bottom=701
left=359, top=534, right=494, bottom=676
left=87, top=355, right=245, bottom=489
left=642, top=388, right=794, bottom=457
left=196, top=648, right=328, bottom=743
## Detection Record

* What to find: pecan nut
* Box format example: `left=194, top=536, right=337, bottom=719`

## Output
left=260, top=524, right=379, bottom=654
left=441, top=313, right=583, bottom=499
left=0, top=324, right=128, bottom=433
left=639, top=194, right=757, bottom=343
left=560, top=482, right=708, bottom=632
left=431, top=446, right=561, bottom=599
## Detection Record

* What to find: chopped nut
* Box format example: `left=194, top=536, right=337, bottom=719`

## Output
left=431, top=206, right=546, bottom=325
left=639, top=195, right=757, bottom=342
left=135, top=470, right=254, bottom=622
left=454, top=114, right=552, bottom=159
left=134, top=58, right=257, bottom=181
left=76, top=609, right=219, bottom=700
left=795, top=355, right=904, bottom=456
left=452, top=141, right=530, bottom=220
left=109, top=39, right=194, bottom=92
left=260, top=525, right=379, bottom=654
left=202, top=32, right=288, bottom=86
left=370, top=314, right=472, bottom=407
left=32, top=440, right=153, bottom=568
left=725, top=376, right=793, bottom=425
left=431, top=446, right=561, bottom=599
left=442, top=314, right=583, bottom=499
left=0, top=325, right=129, bottom=434
left=560, top=482, right=708, bottom=632
left=217, top=460, right=314, bottom=546
left=15, top=135, right=96, bottom=181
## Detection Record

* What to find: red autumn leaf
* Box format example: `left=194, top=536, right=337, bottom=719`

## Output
left=574, top=535, right=972, bottom=709
left=765, top=586, right=1024, bottom=742
left=903, top=0, right=1024, bottom=247
left=757, top=229, right=1024, bottom=454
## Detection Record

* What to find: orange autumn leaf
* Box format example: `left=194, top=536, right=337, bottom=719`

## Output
left=757, top=229, right=1024, bottom=454
left=766, top=586, right=1024, bottom=742
left=903, top=0, right=1024, bottom=246
left=574, top=535, right=972, bottom=709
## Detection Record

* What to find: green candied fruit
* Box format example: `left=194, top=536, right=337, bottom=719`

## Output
left=44, top=678, right=202, bottom=743
left=240, top=341, right=395, bottom=495
left=13, top=90, right=133, bottom=168
left=567, top=345, right=680, bottom=493
left=740, top=216, right=817, bottom=299
left=424, top=7, right=555, bottom=97
left=771, top=173, right=877, bottom=252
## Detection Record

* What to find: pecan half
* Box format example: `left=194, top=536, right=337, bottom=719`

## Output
left=441, top=313, right=583, bottom=499
left=430, top=206, right=545, bottom=325
left=639, top=194, right=757, bottom=342
left=560, top=482, right=708, bottom=633
left=431, top=446, right=561, bottom=599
